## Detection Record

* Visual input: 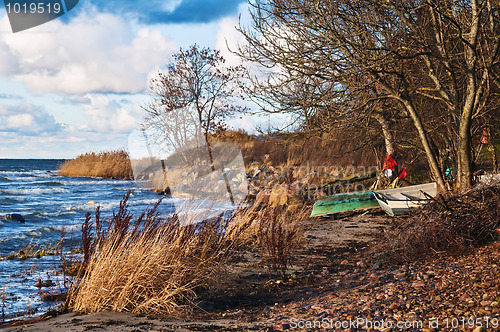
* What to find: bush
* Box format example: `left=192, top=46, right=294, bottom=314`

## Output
left=383, top=185, right=500, bottom=262
left=256, top=206, right=307, bottom=276
left=58, top=150, right=133, bottom=179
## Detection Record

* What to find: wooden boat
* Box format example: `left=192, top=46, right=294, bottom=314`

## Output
left=310, top=191, right=379, bottom=216
left=373, top=182, right=438, bottom=216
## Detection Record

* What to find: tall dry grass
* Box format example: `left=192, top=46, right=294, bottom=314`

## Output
left=68, top=193, right=250, bottom=316
left=212, top=130, right=378, bottom=169
left=256, top=207, right=307, bottom=275
left=225, top=204, right=308, bottom=276
left=58, top=150, right=133, bottom=179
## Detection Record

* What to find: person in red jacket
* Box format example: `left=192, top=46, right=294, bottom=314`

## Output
left=382, top=153, right=398, bottom=180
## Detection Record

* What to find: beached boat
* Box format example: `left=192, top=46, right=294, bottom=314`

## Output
left=478, top=173, right=500, bottom=184
left=373, top=182, right=438, bottom=216
left=310, top=191, right=379, bottom=216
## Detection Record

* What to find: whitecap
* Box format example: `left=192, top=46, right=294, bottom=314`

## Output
left=0, top=234, right=28, bottom=242
left=1, top=188, right=69, bottom=195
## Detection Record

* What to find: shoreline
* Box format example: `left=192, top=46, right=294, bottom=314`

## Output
left=1, top=212, right=499, bottom=331
left=2, top=168, right=499, bottom=330
left=1, top=210, right=386, bottom=330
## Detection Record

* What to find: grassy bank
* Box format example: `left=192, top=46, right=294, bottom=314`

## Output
left=58, top=150, right=133, bottom=179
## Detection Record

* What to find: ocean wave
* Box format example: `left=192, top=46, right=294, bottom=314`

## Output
left=26, top=230, right=42, bottom=237
left=0, top=188, right=69, bottom=195
left=0, top=234, right=28, bottom=242
left=0, top=224, right=81, bottom=241
left=65, top=179, right=129, bottom=186
left=30, top=170, right=53, bottom=177
left=28, top=224, right=80, bottom=236
left=0, top=170, right=54, bottom=180
left=8, top=176, right=39, bottom=182
left=0, top=197, right=26, bottom=203
left=95, top=197, right=171, bottom=211
left=27, top=210, right=77, bottom=218
left=0, top=171, right=22, bottom=176
left=61, top=180, right=103, bottom=186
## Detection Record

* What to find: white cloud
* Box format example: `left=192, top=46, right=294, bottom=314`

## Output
left=83, top=94, right=141, bottom=133
left=6, top=113, right=35, bottom=127
left=0, top=3, right=267, bottom=158
left=0, top=103, right=60, bottom=135
left=0, top=100, right=139, bottom=158
left=214, top=3, right=251, bottom=67
left=215, top=16, right=242, bottom=66
left=0, top=9, right=178, bottom=95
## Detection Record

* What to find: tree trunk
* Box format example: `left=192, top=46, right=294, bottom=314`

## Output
left=493, top=144, right=498, bottom=173
left=457, top=126, right=473, bottom=189
left=491, top=128, right=498, bottom=173
left=402, top=100, right=446, bottom=191
left=456, top=66, right=475, bottom=190
left=373, top=113, right=394, bottom=156
left=456, top=0, right=479, bottom=190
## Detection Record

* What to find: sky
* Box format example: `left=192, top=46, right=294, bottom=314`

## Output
left=0, top=0, right=272, bottom=158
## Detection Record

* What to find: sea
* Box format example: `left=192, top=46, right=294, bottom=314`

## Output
left=0, top=159, right=186, bottom=320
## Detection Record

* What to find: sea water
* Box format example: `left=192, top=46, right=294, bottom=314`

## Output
left=0, top=159, right=182, bottom=320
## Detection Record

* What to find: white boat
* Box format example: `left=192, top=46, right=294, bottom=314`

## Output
left=478, top=173, right=500, bottom=184
left=373, top=182, right=438, bottom=216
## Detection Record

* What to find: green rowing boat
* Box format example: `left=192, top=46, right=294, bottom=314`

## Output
left=310, top=191, right=378, bottom=216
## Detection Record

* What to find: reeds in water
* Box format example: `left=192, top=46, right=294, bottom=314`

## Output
left=58, top=150, right=133, bottom=179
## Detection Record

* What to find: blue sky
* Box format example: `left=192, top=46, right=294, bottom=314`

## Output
left=0, top=0, right=270, bottom=158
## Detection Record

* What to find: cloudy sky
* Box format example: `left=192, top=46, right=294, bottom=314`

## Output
left=0, top=0, right=266, bottom=158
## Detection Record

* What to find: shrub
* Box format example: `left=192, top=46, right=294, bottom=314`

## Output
left=383, top=185, right=500, bottom=262
left=256, top=206, right=307, bottom=276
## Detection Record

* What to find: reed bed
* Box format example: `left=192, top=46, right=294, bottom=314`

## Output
left=58, top=150, right=133, bottom=179
left=68, top=193, right=251, bottom=316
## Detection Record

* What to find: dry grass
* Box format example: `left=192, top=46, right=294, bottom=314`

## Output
left=257, top=206, right=307, bottom=276
left=228, top=204, right=308, bottom=276
left=67, top=190, right=310, bottom=317
left=211, top=130, right=377, bottom=169
left=58, top=150, right=133, bottom=179
left=383, top=185, right=500, bottom=262
left=68, top=193, right=250, bottom=316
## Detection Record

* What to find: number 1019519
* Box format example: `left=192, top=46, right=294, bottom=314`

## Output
left=5, top=2, right=62, bottom=14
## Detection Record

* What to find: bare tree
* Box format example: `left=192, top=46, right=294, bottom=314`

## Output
left=237, top=0, right=500, bottom=191
left=143, top=44, right=247, bottom=165
left=141, top=45, right=248, bottom=204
